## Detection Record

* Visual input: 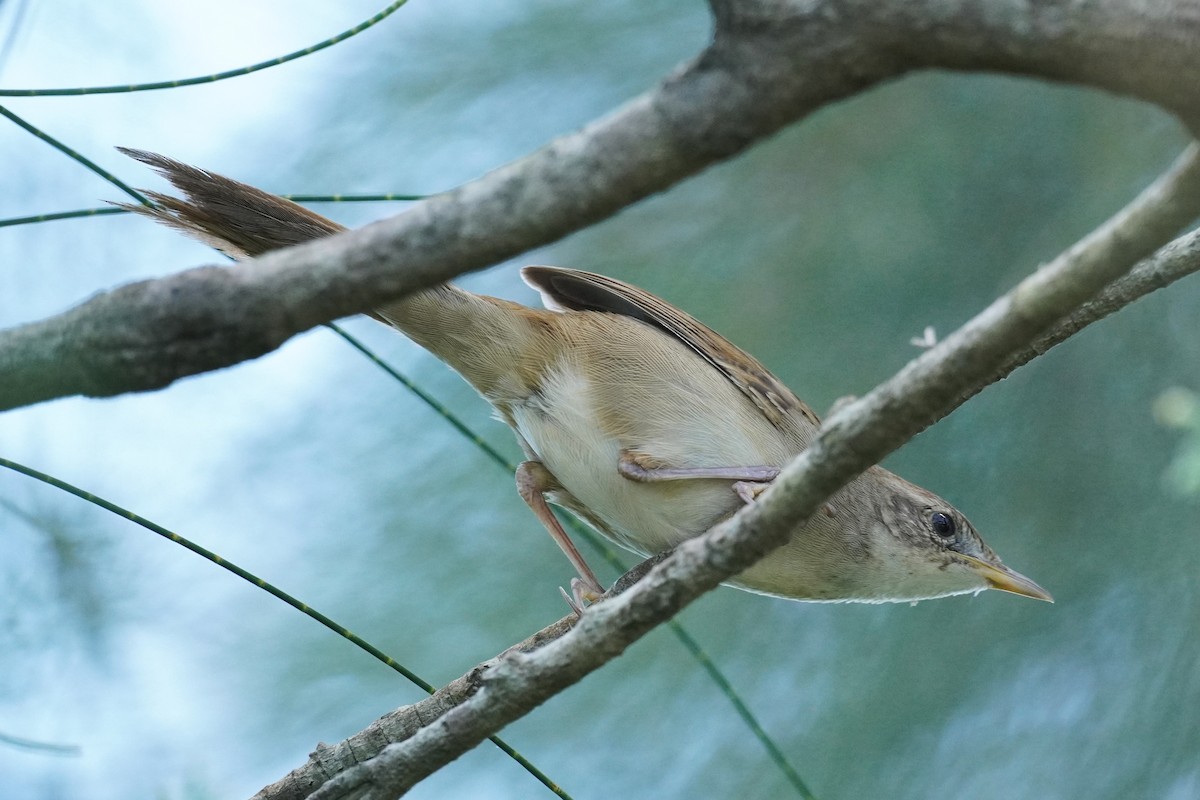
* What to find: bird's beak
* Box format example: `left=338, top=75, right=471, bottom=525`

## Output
left=957, top=555, right=1054, bottom=602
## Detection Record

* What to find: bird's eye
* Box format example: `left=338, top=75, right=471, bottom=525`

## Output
left=930, top=512, right=956, bottom=538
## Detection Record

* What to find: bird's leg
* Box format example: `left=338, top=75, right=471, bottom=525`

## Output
left=618, top=450, right=782, bottom=507
left=617, top=449, right=780, bottom=484
left=515, top=461, right=605, bottom=608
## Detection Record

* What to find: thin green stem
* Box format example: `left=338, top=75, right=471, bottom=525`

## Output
left=0, top=105, right=146, bottom=203
left=0, top=196, right=425, bottom=229
left=667, top=621, right=818, bottom=799
left=284, top=193, right=426, bottom=203
left=0, top=207, right=126, bottom=228
left=0, top=456, right=572, bottom=800
left=0, top=0, right=409, bottom=96
left=0, top=729, right=80, bottom=756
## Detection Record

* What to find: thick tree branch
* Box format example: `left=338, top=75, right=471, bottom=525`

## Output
left=5, top=0, right=1200, bottom=410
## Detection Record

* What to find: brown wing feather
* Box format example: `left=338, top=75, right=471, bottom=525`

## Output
left=522, top=266, right=820, bottom=429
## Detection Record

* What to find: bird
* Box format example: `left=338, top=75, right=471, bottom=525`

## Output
left=116, top=148, right=1051, bottom=606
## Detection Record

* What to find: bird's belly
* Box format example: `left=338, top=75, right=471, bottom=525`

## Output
left=509, top=366, right=749, bottom=556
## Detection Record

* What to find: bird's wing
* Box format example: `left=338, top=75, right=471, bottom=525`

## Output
left=521, top=265, right=820, bottom=429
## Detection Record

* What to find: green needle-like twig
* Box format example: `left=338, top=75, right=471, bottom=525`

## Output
left=0, top=0, right=409, bottom=96
left=0, top=456, right=573, bottom=800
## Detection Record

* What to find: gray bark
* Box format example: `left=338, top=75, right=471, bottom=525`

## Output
left=4, top=0, right=1200, bottom=410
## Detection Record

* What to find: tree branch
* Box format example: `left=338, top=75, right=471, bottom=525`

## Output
left=282, top=150, right=1200, bottom=799
left=249, top=135, right=1200, bottom=792
left=5, top=0, right=1200, bottom=410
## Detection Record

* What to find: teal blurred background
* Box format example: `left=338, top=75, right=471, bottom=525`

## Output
left=1, top=2, right=1198, bottom=798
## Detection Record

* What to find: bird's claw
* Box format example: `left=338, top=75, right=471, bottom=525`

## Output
left=560, top=577, right=604, bottom=617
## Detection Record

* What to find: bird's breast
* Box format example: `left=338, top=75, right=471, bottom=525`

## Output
left=508, top=348, right=792, bottom=557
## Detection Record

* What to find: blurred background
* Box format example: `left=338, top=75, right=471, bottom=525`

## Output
left=1, top=1, right=1198, bottom=798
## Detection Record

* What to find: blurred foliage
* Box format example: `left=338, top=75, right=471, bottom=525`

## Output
left=1154, top=387, right=1200, bottom=497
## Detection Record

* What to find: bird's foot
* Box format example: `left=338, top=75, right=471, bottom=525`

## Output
left=560, top=577, right=604, bottom=617
left=733, top=480, right=771, bottom=505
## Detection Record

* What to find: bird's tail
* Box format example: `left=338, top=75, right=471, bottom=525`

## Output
left=117, top=148, right=550, bottom=400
